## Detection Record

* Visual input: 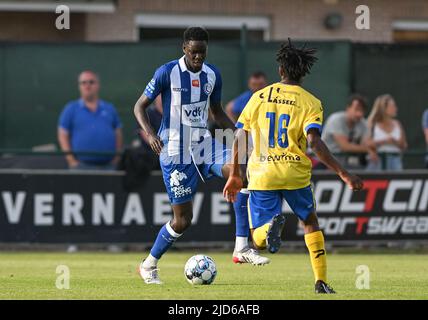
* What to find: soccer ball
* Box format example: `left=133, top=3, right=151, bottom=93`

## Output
left=184, top=255, right=217, bottom=285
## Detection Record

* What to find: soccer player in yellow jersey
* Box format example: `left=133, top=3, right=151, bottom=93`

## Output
left=223, top=39, right=363, bottom=294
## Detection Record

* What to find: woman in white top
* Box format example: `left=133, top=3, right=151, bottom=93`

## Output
left=367, top=94, right=408, bottom=171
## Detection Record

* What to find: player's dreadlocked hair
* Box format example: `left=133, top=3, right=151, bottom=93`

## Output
left=276, top=38, right=318, bottom=82
left=183, top=27, right=209, bottom=43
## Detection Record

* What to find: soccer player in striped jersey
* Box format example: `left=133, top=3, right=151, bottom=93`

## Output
left=223, top=39, right=364, bottom=293
left=134, top=27, right=269, bottom=284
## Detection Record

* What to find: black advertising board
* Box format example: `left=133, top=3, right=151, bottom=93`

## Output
left=0, top=170, right=427, bottom=243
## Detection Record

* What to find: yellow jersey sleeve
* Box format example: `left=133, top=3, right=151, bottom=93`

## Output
left=303, top=100, right=324, bottom=137
left=235, top=93, right=258, bottom=131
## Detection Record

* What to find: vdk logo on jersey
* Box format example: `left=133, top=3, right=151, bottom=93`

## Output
left=182, top=101, right=206, bottom=127
left=170, top=170, right=192, bottom=198
left=184, top=107, right=201, bottom=118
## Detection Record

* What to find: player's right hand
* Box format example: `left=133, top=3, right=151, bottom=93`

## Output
left=340, top=172, right=364, bottom=191
left=223, top=175, right=243, bottom=203
left=148, top=134, right=163, bottom=155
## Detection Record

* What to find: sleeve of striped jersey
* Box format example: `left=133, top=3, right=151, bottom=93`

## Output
left=210, top=69, right=222, bottom=104
left=144, top=65, right=168, bottom=101
left=303, top=101, right=324, bottom=137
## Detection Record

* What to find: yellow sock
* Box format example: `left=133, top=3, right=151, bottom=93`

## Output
left=304, top=230, right=327, bottom=283
left=252, top=223, right=270, bottom=249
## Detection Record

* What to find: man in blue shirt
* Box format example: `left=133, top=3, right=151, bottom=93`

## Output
left=58, top=70, right=123, bottom=170
left=134, top=27, right=269, bottom=284
left=225, top=71, right=267, bottom=122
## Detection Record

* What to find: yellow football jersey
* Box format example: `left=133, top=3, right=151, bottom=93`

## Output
left=236, top=83, right=323, bottom=190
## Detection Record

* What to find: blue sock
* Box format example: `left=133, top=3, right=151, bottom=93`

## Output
left=233, top=190, right=250, bottom=237
left=150, top=222, right=182, bottom=259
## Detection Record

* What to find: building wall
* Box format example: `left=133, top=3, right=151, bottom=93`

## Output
left=0, top=12, right=85, bottom=42
left=85, top=0, right=137, bottom=42
left=84, top=0, right=428, bottom=43
left=0, top=0, right=428, bottom=43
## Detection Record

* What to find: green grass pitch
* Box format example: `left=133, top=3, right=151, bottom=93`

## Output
left=0, top=251, right=427, bottom=299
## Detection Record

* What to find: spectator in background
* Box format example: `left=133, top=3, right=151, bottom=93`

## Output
left=422, top=108, right=428, bottom=168
left=58, top=70, right=123, bottom=170
left=321, top=94, right=377, bottom=169
left=208, top=71, right=267, bottom=136
left=367, top=94, right=407, bottom=171
left=225, top=71, right=268, bottom=122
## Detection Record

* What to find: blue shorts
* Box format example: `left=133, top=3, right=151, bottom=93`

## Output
left=160, top=141, right=231, bottom=205
left=248, top=185, right=315, bottom=229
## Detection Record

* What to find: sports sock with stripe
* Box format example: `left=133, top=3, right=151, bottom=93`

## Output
left=145, top=221, right=182, bottom=266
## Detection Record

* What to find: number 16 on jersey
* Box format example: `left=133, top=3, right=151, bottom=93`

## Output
left=266, top=112, right=291, bottom=148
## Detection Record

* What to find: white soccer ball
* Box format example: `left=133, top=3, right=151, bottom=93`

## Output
left=184, top=254, right=217, bottom=285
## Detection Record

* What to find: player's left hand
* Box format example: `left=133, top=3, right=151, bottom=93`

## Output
left=223, top=175, right=243, bottom=203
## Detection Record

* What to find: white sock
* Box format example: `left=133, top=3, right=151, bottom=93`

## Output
left=235, top=236, right=249, bottom=252
left=142, top=254, right=158, bottom=269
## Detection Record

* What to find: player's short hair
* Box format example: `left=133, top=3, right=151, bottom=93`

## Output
left=250, top=71, right=267, bottom=79
left=347, top=94, right=368, bottom=110
left=276, top=38, right=317, bottom=82
left=183, top=27, right=209, bottom=43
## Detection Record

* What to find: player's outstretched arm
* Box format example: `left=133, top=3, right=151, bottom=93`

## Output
left=133, top=93, right=163, bottom=155
left=307, top=128, right=364, bottom=191
left=223, top=128, right=247, bottom=202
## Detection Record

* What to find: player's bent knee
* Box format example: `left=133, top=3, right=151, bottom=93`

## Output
left=252, top=225, right=269, bottom=250
left=301, top=212, right=320, bottom=234
left=171, top=216, right=192, bottom=233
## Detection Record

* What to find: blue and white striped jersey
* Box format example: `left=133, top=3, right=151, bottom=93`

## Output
left=144, top=56, right=222, bottom=156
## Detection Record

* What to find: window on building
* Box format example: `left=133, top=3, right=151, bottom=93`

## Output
left=139, top=27, right=264, bottom=41
left=135, top=14, right=270, bottom=41
left=393, top=20, right=428, bottom=42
